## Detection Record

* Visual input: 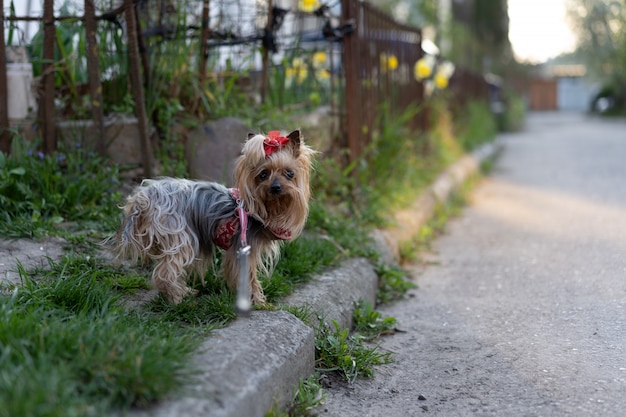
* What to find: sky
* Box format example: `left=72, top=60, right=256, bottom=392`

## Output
left=507, top=0, right=577, bottom=63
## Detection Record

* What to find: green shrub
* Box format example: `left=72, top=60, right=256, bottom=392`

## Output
left=456, top=99, right=498, bottom=151
left=0, top=136, right=122, bottom=238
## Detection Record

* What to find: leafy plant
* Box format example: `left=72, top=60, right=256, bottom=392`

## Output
left=353, top=300, right=397, bottom=340
left=314, top=319, right=392, bottom=383
left=455, top=99, right=497, bottom=151
left=0, top=136, right=122, bottom=238
left=375, top=263, right=416, bottom=305
left=399, top=187, right=469, bottom=264
left=265, top=375, right=325, bottom=417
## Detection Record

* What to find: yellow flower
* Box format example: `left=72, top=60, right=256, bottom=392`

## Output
left=292, top=57, right=305, bottom=69
left=434, top=73, right=449, bottom=89
left=315, top=68, right=330, bottom=80
left=433, top=61, right=454, bottom=89
left=312, top=51, right=327, bottom=68
left=414, top=55, right=434, bottom=80
left=380, top=53, right=398, bottom=72
left=296, top=67, right=308, bottom=84
left=285, top=58, right=308, bottom=84
left=299, top=0, right=320, bottom=13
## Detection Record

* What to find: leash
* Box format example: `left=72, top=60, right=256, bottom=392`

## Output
left=235, top=199, right=252, bottom=315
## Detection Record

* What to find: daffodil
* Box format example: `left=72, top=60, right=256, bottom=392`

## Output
left=312, top=51, right=327, bottom=68
left=434, top=73, right=449, bottom=89
left=315, top=68, right=330, bottom=80
left=286, top=58, right=308, bottom=84
left=299, top=0, right=320, bottom=13
left=380, top=53, right=399, bottom=72
left=433, top=61, right=454, bottom=90
left=414, top=55, right=435, bottom=81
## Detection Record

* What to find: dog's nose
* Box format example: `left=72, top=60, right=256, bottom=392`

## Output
left=270, top=180, right=282, bottom=194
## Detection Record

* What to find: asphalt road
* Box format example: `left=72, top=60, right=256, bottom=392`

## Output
left=317, top=112, right=626, bottom=417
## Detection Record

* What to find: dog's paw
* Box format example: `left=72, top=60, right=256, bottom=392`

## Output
left=251, top=291, right=267, bottom=307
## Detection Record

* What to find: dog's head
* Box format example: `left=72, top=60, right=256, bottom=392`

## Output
left=234, top=129, right=314, bottom=239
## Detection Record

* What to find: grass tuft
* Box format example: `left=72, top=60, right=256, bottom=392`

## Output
left=265, top=375, right=325, bottom=417
left=375, top=263, right=416, bottom=305
left=353, top=300, right=398, bottom=340
left=0, top=136, right=122, bottom=238
left=0, top=255, right=205, bottom=417
left=314, top=319, right=392, bottom=384
left=399, top=187, right=469, bottom=264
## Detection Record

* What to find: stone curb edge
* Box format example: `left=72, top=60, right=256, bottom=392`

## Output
left=122, top=139, right=503, bottom=417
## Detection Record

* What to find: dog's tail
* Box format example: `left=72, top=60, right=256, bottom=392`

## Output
left=113, top=189, right=154, bottom=265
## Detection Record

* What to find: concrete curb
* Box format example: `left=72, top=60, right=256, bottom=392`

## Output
left=379, top=140, right=502, bottom=260
left=125, top=139, right=501, bottom=417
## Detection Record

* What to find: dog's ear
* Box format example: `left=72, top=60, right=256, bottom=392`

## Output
left=248, top=132, right=256, bottom=140
left=286, top=130, right=301, bottom=156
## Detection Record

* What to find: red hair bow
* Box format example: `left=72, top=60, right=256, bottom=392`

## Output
left=263, top=131, right=289, bottom=157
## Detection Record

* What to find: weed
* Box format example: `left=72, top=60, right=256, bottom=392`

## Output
left=306, top=201, right=376, bottom=259
left=0, top=136, right=122, bottom=238
left=265, top=375, right=325, bottom=417
left=376, top=263, right=416, bottom=305
left=455, top=99, right=498, bottom=151
left=399, top=187, right=470, bottom=264
left=314, top=319, right=392, bottom=384
left=262, top=235, right=341, bottom=302
left=353, top=300, right=398, bottom=340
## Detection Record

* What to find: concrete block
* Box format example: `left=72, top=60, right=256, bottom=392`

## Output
left=56, top=115, right=154, bottom=166
left=186, top=117, right=250, bottom=182
left=125, top=310, right=314, bottom=417
left=281, top=258, right=378, bottom=330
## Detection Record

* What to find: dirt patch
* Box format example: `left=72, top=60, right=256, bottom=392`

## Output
left=0, top=237, right=67, bottom=286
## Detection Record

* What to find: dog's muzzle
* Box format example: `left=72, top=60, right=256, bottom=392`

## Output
left=270, top=179, right=282, bottom=195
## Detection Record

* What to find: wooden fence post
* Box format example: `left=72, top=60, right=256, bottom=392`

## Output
left=124, top=0, right=154, bottom=178
left=260, top=0, right=272, bottom=104
left=0, top=0, right=10, bottom=154
left=341, top=0, right=361, bottom=162
left=199, top=0, right=209, bottom=82
left=40, top=0, right=56, bottom=154
left=84, top=0, right=105, bottom=155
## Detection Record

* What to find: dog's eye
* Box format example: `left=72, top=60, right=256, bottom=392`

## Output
left=285, top=170, right=295, bottom=180
left=258, top=170, right=269, bottom=181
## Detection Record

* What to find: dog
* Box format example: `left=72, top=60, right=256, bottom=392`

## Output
left=113, top=129, right=314, bottom=305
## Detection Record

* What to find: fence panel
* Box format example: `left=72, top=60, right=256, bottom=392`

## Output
left=341, top=0, right=424, bottom=162
left=2, top=0, right=491, bottom=168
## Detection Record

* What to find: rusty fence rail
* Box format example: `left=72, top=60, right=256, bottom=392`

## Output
left=341, top=0, right=425, bottom=161
left=0, top=0, right=492, bottom=172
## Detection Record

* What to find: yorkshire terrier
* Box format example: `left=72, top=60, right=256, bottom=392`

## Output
left=114, top=129, right=314, bottom=305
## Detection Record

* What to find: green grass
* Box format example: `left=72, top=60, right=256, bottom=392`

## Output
left=375, top=263, right=416, bottom=305
left=353, top=300, right=398, bottom=340
left=0, top=136, right=122, bottom=238
left=314, top=319, right=393, bottom=384
left=399, top=186, right=470, bottom=264
left=265, top=375, right=325, bottom=417
left=146, top=269, right=238, bottom=327
left=0, top=255, right=206, bottom=417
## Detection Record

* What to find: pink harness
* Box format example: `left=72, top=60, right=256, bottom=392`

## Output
left=213, top=188, right=292, bottom=250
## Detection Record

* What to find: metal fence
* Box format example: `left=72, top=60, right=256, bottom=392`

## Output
left=341, top=0, right=426, bottom=161
left=0, top=0, right=492, bottom=172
